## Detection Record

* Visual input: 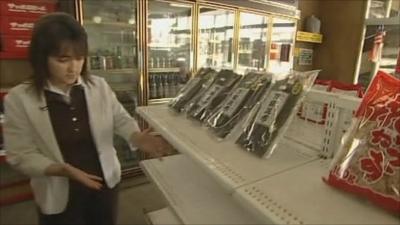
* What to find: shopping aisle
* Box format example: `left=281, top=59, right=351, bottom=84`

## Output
left=0, top=176, right=166, bottom=225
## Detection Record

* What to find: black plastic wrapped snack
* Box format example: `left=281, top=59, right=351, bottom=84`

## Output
left=169, top=68, right=216, bottom=112
left=186, top=70, right=240, bottom=121
left=207, top=72, right=273, bottom=138
left=236, top=70, right=320, bottom=158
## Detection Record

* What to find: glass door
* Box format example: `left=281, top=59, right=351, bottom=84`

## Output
left=236, top=12, right=269, bottom=75
left=268, top=17, right=296, bottom=78
left=81, top=0, right=139, bottom=171
left=147, top=0, right=194, bottom=103
left=198, top=6, right=235, bottom=70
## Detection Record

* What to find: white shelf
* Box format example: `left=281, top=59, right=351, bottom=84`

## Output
left=146, top=207, right=182, bottom=225
left=137, top=103, right=399, bottom=225
left=234, top=160, right=400, bottom=225
left=140, top=154, right=261, bottom=225
left=137, top=105, right=318, bottom=192
left=149, top=68, right=180, bottom=73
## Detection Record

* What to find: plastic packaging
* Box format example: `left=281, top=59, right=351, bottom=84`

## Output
left=207, top=72, right=273, bottom=138
left=168, top=68, right=216, bottom=112
left=185, top=70, right=240, bottom=121
left=235, top=70, right=320, bottom=158
left=324, top=71, right=400, bottom=214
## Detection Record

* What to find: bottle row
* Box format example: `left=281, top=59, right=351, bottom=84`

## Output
left=149, top=73, right=184, bottom=99
left=88, top=55, right=136, bottom=70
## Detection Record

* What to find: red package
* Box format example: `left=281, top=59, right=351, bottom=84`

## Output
left=0, top=0, right=56, bottom=18
left=324, top=71, right=400, bottom=213
left=297, top=79, right=331, bottom=124
left=0, top=16, right=36, bottom=36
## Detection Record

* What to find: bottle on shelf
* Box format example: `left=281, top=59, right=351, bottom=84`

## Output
left=158, top=75, right=165, bottom=98
left=162, top=73, right=169, bottom=98
left=167, top=73, right=175, bottom=98
left=150, top=74, right=157, bottom=99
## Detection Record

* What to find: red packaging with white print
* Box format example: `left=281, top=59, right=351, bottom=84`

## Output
left=297, top=79, right=331, bottom=125
left=0, top=16, right=35, bottom=36
left=0, top=0, right=56, bottom=18
left=324, top=71, right=400, bottom=214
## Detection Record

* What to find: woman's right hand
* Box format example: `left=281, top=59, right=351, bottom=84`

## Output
left=45, top=163, right=103, bottom=190
left=63, top=163, right=103, bottom=190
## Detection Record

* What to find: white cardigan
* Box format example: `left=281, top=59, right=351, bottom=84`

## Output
left=4, top=76, right=140, bottom=214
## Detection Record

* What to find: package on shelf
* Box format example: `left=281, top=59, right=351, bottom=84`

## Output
left=235, top=70, right=320, bottom=158
left=185, top=70, right=241, bottom=121
left=324, top=70, right=400, bottom=214
left=330, top=81, right=365, bottom=135
left=207, top=72, right=273, bottom=139
left=169, top=68, right=216, bottom=112
left=297, top=79, right=331, bottom=125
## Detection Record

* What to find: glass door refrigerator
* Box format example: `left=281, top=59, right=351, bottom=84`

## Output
left=78, top=0, right=141, bottom=177
left=146, top=0, right=195, bottom=105
left=236, top=12, right=269, bottom=75
left=268, top=17, right=297, bottom=79
left=197, top=5, right=235, bottom=71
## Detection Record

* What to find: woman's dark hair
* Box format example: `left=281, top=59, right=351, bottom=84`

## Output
left=29, top=12, right=90, bottom=95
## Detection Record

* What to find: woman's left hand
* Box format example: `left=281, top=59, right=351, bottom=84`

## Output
left=131, top=128, right=174, bottom=158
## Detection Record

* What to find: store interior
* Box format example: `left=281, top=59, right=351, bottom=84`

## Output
left=0, top=0, right=399, bottom=224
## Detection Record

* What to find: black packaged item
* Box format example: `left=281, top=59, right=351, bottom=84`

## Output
left=187, top=70, right=240, bottom=121
left=236, top=70, right=320, bottom=158
left=168, top=68, right=215, bottom=112
left=207, top=72, right=273, bottom=138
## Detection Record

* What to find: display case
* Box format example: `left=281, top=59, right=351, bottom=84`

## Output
left=236, top=12, right=269, bottom=75
left=80, top=0, right=140, bottom=174
left=197, top=6, right=235, bottom=70
left=75, top=0, right=299, bottom=172
left=147, top=0, right=194, bottom=103
left=268, top=17, right=296, bottom=77
left=355, top=0, right=400, bottom=87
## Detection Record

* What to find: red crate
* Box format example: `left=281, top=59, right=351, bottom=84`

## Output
left=0, top=0, right=56, bottom=18
left=0, top=16, right=35, bottom=36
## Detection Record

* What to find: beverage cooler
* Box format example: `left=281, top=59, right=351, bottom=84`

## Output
left=74, top=0, right=299, bottom=175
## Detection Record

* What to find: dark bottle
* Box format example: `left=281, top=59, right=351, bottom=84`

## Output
left=158, top=74, right=165, bottom=98
left=162, top=74, right=169, bottom=98
left=155, top=75, right=161, bottom=99
left=150, top=74, right=157, bottom=99
left=173, top=74, right=180, bottom=96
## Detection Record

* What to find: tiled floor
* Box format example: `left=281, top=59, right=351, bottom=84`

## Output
left=0, top=176, right=166, bottom=225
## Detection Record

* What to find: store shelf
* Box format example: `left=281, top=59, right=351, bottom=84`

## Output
left=140, top=154, right=262, bottom=225
left=137, top=105, right=318, bottom=192
left=296, top=31, right=323, bottom=43
left=146, top=207, right=182, bottom=225
left=234, top=160, right=400, bottom=225
left=137, top=97, right=398, bottom=224
left=83, top=20, right=136, bottom=29
left=90, top=68, right=138, bottom=75
left=149, top=68, right=180, bottom=73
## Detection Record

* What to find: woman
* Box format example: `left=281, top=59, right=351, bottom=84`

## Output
left=4, top=12, right=170, bottom=225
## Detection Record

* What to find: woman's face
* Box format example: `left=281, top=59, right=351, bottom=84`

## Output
left=47, top=47, right=85, bottom=88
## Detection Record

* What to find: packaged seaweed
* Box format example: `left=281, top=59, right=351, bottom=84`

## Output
left=186, top=70, right=240, bottom=121
left=235, top=70, right=320, bottom=158
left=168, top=68, right=216, bottom=112
left=324, top=71, right=400, bottom=214
left=207, top=72, right=273, bottom=138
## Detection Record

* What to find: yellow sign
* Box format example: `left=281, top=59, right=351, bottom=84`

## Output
left=296, top=31, right=323, bottom=43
